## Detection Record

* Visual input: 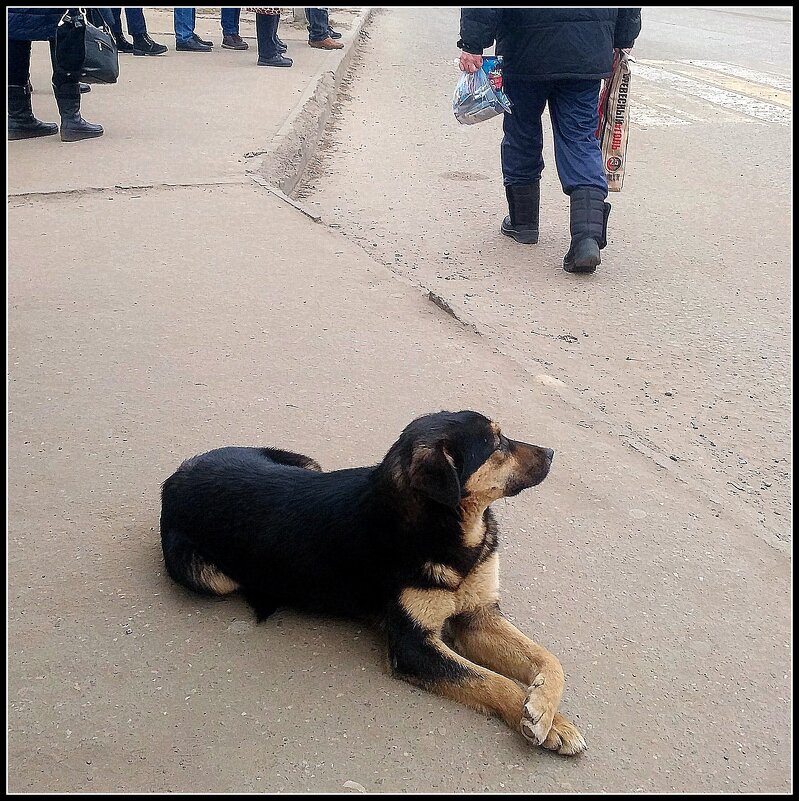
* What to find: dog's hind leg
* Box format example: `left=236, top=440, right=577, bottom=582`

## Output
left=258, top=447, right=322, bottom=472
left=448, top=604, right=586, bottom=755
left=161, top=529, right=240, bottom=596
left=241, top=586, right=279, bottom=622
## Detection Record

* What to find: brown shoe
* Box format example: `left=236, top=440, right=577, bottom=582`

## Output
left=308, top=36, right=344, bottom=50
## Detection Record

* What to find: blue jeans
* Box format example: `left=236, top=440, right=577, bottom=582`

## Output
left=173, top=7, right=196, bottom=43
left=305, top=7, right=329, bottom=41
left=111, top=8, right=147, bottom=36
left=502, top=78, right=607, bottom=196
left=221, top=8, right=240, bottom=36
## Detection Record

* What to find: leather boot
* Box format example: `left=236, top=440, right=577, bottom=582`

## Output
left=501, top=182, right=540, bottom=244
left=8, top=85, right=58, bottom=140
left=54, top=82, right=104, bottom=142
left=308, top=37, right=343, bottom=50
left=563, top=186, right=611, bottom=273
left=28, top=81, right=89, bottom=93
left=113, top=30, right=135, bottom=53
left=133, top=32, right=168, bottom=55
left=221, top=33, right=249, bottom=50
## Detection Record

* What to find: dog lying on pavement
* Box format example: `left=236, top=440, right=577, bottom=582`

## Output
left=160, top=410, right=585, bottom=755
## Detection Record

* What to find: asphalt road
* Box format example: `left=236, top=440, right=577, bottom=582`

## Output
left=298, top=6, right=792, bottom=552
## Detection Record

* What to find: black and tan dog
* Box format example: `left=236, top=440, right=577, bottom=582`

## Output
left=160, top=410, right=585, bottom=755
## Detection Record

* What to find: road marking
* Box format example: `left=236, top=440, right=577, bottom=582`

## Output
left=631, top=62, right=790, bottom=126
left=630, top=103, right=689, bottom=127
left=681, top=60, right=791, bottom=92
left=639, top=59, right=792, bottom=106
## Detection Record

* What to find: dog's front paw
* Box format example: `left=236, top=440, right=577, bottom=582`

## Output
left=520, top=675, right=556, bottom=745
left=541, top=712, right=587, bottom=756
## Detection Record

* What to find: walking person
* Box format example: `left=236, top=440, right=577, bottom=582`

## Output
left=110, top=8, right=168, bottom=55
left=458, top=8, right=641, bottom=273
left=8, top=7, right=103, bottom=142
left=305, top=7, right=343, bottom=50
left=252, top=8, right=291, bottom=67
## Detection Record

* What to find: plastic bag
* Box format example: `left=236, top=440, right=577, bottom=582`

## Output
left=453, top=57, right=512, bottom=125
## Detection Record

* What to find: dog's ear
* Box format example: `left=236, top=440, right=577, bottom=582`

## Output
left=409, top=442, right=461, bottom=507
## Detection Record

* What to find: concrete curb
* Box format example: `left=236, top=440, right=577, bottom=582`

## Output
left=252, top=7, right=375, bottom=196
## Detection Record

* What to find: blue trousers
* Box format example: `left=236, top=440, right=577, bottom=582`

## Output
left=173, top=8, right=195, bottom=42
left=502, top=78, right=607, bottom=196
left=221, top=8, right=240, bottom=35
left=305, top=7, right=329, bottom=41
left=111, top=8, right=146, bottom=35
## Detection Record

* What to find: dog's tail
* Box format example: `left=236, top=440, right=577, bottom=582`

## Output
left=161, top=528, right=240, bottom=596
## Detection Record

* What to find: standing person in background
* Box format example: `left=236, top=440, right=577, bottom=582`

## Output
left=305, top=7, right=343, bottom=50
left=110, top=8, right=168, bottom=55
left=221, top=7, right=248, bottom=50
left=458, top=8, right=641, bottom=274
left=8, top=7, right=103, bottom=142
left=174, top=8, right=214, bottom=52
left=251, top=8, right=291, bottom=67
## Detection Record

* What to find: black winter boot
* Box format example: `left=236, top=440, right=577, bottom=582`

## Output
left=133, top=32, right=168, bottom=55
left=501, top=182, right=540, bottom=244
left=28, top=80, right=88, bottom=93
left=8, top=85, right=58, bottom=140
left=54, top=83, right=104, bottom=142
left=563, top=186, right=611, bottom=274
left=113, top=31, right=135, bottom=53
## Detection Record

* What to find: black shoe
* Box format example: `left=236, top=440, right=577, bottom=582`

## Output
left=275, top=36, right=287, bottom=52
left=501, top=183, right=540, bottom=244
left=54, top=83, right=103, bottom=142
left=176, top=37, right=212, bottom=52
left=42, top=80, right=90, bottom=93
left=222, top=33, right=249, bottom=50
left=8, top=85, right=58, bottom=140
left=257, top=54, right=293, bottom=67
left=133, top=32, right=168, bottom=55
left=563, top=187, right=610, bottom=273
left=113, top=31, right=135, bottom=53
left=328, top=28, right=342, bottom=39
left=192, top=32, right=213, bottom=47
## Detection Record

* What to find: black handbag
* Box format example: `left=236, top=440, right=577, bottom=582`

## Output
left=55, top=8, right=119, bottom=85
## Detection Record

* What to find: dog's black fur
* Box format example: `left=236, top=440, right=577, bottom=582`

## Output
left=159, top=410, right=585, bottom=753
left=161, top=410, right=548, bottom=620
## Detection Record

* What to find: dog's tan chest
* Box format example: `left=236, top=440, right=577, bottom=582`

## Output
left=400, top=553, right=500, bottom=632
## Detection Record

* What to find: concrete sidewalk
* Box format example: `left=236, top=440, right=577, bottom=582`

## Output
left=7, top=7, right=791, bottom=795
left=8, top=7, right=369, bottom=194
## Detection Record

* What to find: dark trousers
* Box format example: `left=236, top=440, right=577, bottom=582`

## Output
left=502, top=77, right=607, bottom=196
left=111, top=8, right=147, bottom=36
left=221, top=7, right=240, bottom=35
left=305, top=7, right=329, bottom=41
left=8, top=38, right=73, bottom=90
left=256, top=14, right=280, bottom=59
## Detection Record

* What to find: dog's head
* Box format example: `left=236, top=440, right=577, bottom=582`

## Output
left=384, top=410, right=554, bottom=509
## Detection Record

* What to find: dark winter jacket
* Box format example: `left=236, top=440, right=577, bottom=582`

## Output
left=8, top=7, right=68, bottom=41
left=458, top=8, right=642, bottom=81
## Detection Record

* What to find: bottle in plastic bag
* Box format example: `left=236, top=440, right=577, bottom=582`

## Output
left=453, top=55, right=512, bottom=125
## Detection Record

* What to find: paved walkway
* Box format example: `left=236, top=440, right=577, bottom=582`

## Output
left=7, top=7, right=791, bottom=794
